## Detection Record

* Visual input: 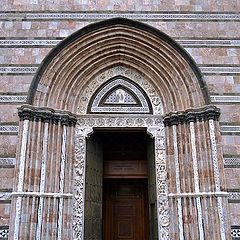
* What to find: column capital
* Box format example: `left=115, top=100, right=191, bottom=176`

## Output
left=18, top=104, right=77, bottom=126
left=163, top=105, right=220, bottom=126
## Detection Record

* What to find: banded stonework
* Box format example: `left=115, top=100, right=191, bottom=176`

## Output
left=9, top=105, right=76, bottom=239
left=164, top=106, right=230, bottom=239
left=2, top=17, right=236, bottom=239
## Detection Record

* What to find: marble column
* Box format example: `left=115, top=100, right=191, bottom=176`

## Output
left=9, top=105, right=77, bottom=240
left=164, top=105, right=230, bottom=240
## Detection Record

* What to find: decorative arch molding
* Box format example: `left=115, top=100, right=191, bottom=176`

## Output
left=82, top=66, right=162, bottom=115
left=27, top=17, right=209, bottom=113
left=88, top=76, right=152, bottom=114
left=9, top=18, right=231, bottom=240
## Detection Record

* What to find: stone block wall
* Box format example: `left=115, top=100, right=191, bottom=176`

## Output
left=0, top=1, right=240, bottom=239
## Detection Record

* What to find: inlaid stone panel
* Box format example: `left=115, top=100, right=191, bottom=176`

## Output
left=0, top=135, right=18, bottom=156
left=0, top=105, right=19, bottom=122
left=0, top=76, right=32, bottom=93
left=0, top=21, right=240, bottom=38
left=229, top=203, right=240, bottom=225
left=0, top=168, right=14, bottom=190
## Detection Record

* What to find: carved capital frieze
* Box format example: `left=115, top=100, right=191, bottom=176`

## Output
left=163, top=105, right=220, bottom=126
left=18, top=104, right=77, bottom=126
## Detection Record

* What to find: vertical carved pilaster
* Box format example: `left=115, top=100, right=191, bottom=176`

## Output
left=13, top=119, right=30, bottom=240
left=172, top=125, right=184, bottom=240
left=36, top=121, right=49, bottom=240
left=189, top=121, right=204, bottom=240
left=73, top=126, right=93, bottom=240
left=147, top=126, right=170, bottom=240
left=57, top=124, right=67, bottom=240
left=209, top=119, right=227, bottom=240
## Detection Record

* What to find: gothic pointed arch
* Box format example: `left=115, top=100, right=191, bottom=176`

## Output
left=88, top=76, right=153, bottom=114
left=9, top=18, right=230, bottom=240
left=27, top=17, right=210, bottom=114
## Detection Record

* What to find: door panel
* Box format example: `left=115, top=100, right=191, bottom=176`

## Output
left=103, top=180, right=149, bottom=240
left=84, top=135, right=103, bottom=239
left=147, top=138, right=158, bottom=240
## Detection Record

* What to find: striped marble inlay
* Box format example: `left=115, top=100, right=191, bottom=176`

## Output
left=211, top=95, right=240, bottom=103
left=0, top=191, right=12, bottom=201
left=0, top=12, right=239, bottom=21
left=200, top=66, right=240, bottom=75
left=0, top=158, right=16, bottom=166
left=231, top=227, right=240, bottom=239
left=0, top=95, right=27, bottom=103
left=0, top=66, right=38, bottom=74
left=0, top=39, right=60, bottom=47
left=228, top=191, right=240, bottom=202
left=224, top=157, right=240, bottom=168
left=220, top=125, right=240, bottom=134
left=177, top=39, right=240, bottom=47
left=0, top=125, right=19, bottom=134
left=0, top=228, right=9, bottom=239
left=0, top=39, right=239, bottom=48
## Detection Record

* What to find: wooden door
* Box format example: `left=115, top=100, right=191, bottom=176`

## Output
left=103, top=180, right=149, bottom=240
left=84, top=135, right=103, bottom=239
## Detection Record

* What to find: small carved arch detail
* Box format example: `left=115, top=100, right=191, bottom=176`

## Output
left=88, top=76, right=153, bottom=114
left=78, top=66, right=163, bottom=115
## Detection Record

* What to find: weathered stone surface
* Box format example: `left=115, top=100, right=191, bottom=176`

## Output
left=0, top=1, right=240, bottom=238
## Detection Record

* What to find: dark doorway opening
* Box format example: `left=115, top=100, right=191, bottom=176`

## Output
left=100, top=131, right=149, bottom=240
left=84, top=130, right=157, bottom=240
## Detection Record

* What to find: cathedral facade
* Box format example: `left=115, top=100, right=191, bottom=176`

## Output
left=0, top=1, right=240, bottom=239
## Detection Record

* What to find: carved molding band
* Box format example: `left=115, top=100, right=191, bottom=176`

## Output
left=0, top=228, right=9, bottom=239
left=18, top=104, right=77, bottom=126
left=74, top=115, right=169, bottom=240
left=0, top=12, right=239, bottom=21
left=163, top=105, right=220, bottom=126
left=0, top=157, right=15, bottom=166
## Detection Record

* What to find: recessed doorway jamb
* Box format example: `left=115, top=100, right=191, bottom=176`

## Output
left=73, top=115, right=170, bottom=240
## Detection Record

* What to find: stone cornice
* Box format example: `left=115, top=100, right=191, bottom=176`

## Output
left=18, top=104, right=77, bottom=126
left=163, top=105, right=220, bottom=126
